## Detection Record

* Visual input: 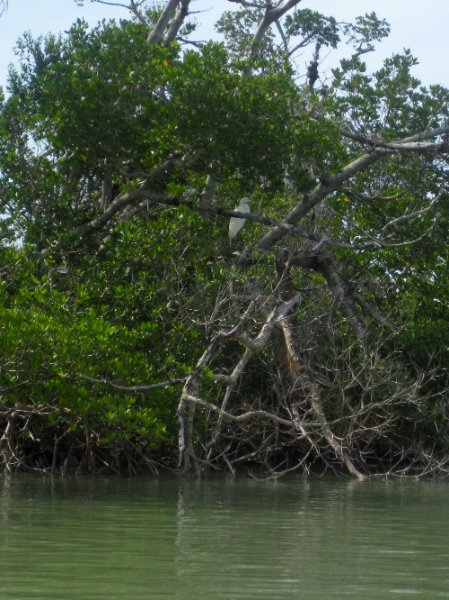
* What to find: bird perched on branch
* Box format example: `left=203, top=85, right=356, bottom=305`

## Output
left=228, top=197, right=250, bottom=243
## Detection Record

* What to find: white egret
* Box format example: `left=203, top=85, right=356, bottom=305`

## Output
left=228, top=197, right=250, bottom=242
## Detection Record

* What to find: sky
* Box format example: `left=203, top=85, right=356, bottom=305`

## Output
left=1, top=0, right=449, bottom=91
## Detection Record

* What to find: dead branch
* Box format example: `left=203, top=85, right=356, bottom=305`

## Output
left=182, top=392, right=292, bottom=427
left=290, top=252, right=367, bottom=338
left=243, top=0, right=303, bottom=76
left=163, top=0, right=191, bottom=46
left=147, top=0, right=181, bottom=44
left=249, top=124, right=448, bottom=257
left=77, top=374, right=186, bottom=392
left=251, top=151, right=384, bottom=255
left=178, top=294, right=300, bottom=470
left=338, top=124, right=449, bottom=152
left=309, top=381, right=367, bottom=480
left=382, top=191, right=442, bottom=231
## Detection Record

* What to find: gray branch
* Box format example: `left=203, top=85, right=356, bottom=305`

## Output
left=147, top=0, right=181, bottom=44
left=163, top=0, right=191, bottom=46
left=244, top=0, right=303, bottom=76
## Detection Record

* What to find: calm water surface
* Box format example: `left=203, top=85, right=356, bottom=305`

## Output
left=0, top=474, right=449, bottom=599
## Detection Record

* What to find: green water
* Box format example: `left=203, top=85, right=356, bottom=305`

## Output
left=1, top=475, right=449, bottom=599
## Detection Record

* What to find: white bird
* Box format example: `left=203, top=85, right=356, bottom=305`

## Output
left=229, top=197, right=250, bottom=242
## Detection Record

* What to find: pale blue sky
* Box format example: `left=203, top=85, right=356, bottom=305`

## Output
left=1, top=0, right=449, bottom=91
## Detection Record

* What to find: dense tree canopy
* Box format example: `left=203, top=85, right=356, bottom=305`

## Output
left=1, top=0, right=449, bottom=478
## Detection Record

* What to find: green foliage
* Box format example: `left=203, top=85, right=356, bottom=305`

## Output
left=1, top=20, right=303, bottom=246
left=343, top=12, right=390, bottom=50
left=284, top=9, right=340, bottom=48
left=170, top=43, right=296, bottom=184
left=216, top=8, right=270, bottom=59
left=0, top=248, right=174, bottom=445
left=8, top=20, right=171, bottom=170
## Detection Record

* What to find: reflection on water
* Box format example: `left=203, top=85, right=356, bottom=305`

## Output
left=0, top=474, right=449, bottom=599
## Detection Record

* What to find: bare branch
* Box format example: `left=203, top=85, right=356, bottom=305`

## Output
left=249, top=125, right=449, bottom=257
left=382, top=191, right=442, bottom=231
left=77, top=374, right=186, bottom=392
left=64, top=156, right=192, bottom=241
left=227, top=0, right=266, bottom=7
left=85, top=0, right=134, bottom=7
left=163, top=0, right=191, bottom=46
left=339, top=123, right=449, bottom=152
left=244, top=0, right=303, bottom=76
left=251, top=151, right=384, bottom=255
left=350, top=290, right=397, bottom=331
left=147, top=0, right=181, bottom=44
left=76, top=0, right=149, bottom=22
left=177, top=294, right=300, bottom=469
left=293, top=253, right=367, bottom=338
left=182, top=393, right=293, bottom=427
left=274, top=18, right=289, bottom=54
left=309, top=382, right=367, bottom=480
left=199, top=174, right=218, bottom=209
